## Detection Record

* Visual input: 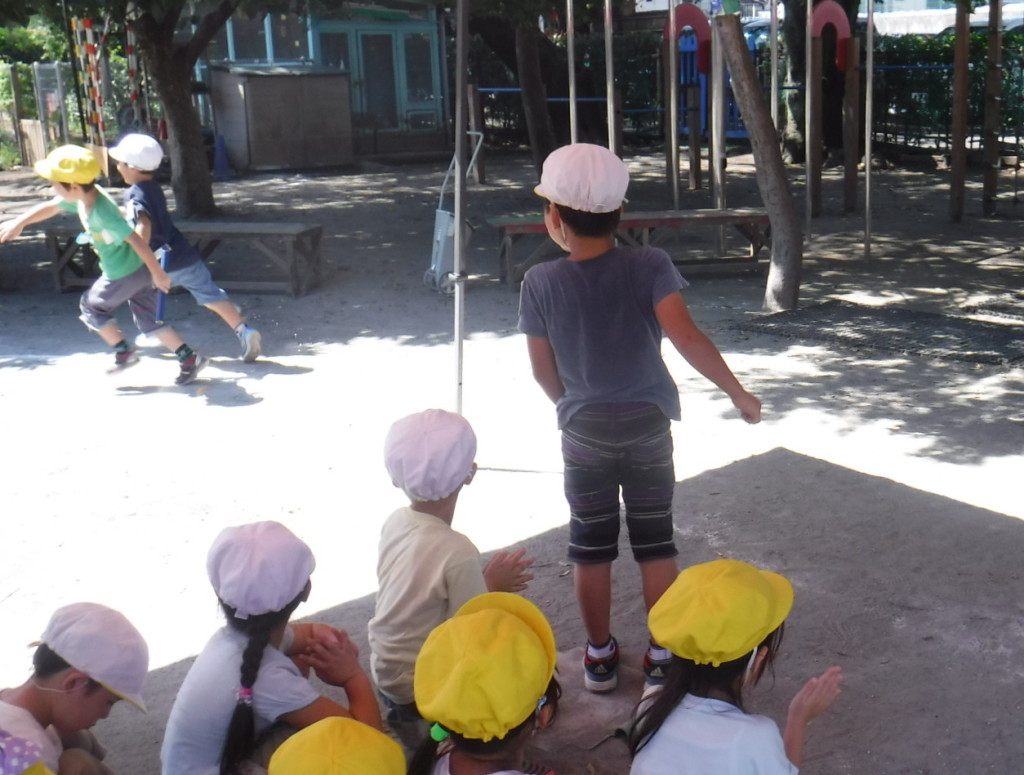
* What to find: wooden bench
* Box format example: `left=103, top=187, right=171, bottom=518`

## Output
left=487, top=207, right=771, bottom=288
left=45, top=219, right=323, bottom=296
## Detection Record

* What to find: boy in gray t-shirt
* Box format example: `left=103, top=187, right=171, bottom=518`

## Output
left=518, top=143, right=762, bottom=694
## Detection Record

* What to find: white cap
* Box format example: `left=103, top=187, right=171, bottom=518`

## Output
left=40, top=603, right=149, bottom=712
left=533, top=143, right=629, bottom=213
left=384, top=409, right=477, bottom=502
left=109, top=134, right=164, bottom=172
left=207, top=521, right=315, bottom=620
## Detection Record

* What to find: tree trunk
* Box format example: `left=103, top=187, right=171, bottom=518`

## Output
left=515, top=24, right=557, bottom=175
left=132, top=1, right=236, bottom=218
left=715, top=14, right=802, bottom=311
left=142, top=43, right=216, bottom=217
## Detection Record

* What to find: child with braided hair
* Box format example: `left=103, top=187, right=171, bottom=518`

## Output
left=160, top=521, right=381, bottom=775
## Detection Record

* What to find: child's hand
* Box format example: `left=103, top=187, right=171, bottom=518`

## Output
left=304, top=628, right=364, bottom=688
left=0, top=220, right=24, bottom=242
left=788, top=666, right=843, bottom=725
left=151, top=267, right=172, bottom=293
left=732, top=390, right=762, bottom=424
left=483, top=548, right=535, bottom=593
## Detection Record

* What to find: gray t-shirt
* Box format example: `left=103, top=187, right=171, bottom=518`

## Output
left=518, top=245, right=687, bottom=427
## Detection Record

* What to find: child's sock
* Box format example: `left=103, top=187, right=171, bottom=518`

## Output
left=587, top=637, right=616, bottom=659
left=114, top=339, right=131, bottom=354
left=647, top=643, right=672, bottom=662
left=175, top=344, right=195, bottom=362
left=233, top=322, right=247, bottom=335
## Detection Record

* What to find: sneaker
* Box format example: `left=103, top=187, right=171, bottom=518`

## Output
left=107, top=347, right=140, bottom=373
left=175, top=354, right=208, bottom=385
left=237, top=325, right=261, bottom=362
left=643, top=649, right=673, bottom=687
left=583, top=637, right=620, bottom=693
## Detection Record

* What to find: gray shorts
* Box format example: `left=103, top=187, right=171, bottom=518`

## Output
left=169, top=260, right=230, bottom=306
left=79, top=265, right=164, bottom=335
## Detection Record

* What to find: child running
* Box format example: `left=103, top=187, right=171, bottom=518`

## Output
left=0, top=145, right=207, bottom=385
left=267, top=717, right=404, bottom=775
left=409, top=592, right=560, bottom=775
left=368, top=409, right=534, bottom=751
left=0, top=602, right=149, bottom=775
left=518, top=143, right=762, bottom=693
left=628, top=559, right=843, bottom=774
left=108, top=134, right=262, bottom=362
left=160, top=520, right=381, bottom=775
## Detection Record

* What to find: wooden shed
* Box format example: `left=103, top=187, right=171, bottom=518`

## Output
left=209, top=65, right=354, bottom=171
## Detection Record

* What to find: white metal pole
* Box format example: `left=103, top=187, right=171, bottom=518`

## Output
left=567, top=0, right=577, bottom=143
left=669, top=0, right=680, bottom=209
left=711, top=21, right=726, bottom=254
left=454, top=0, right=468, bottom=414
left=770, top=0, right=779, bottom=127
left=865, top=0, right=874, bottom=259
left=604, top=0, right=615, bottom=151
left=804, top=1, right=813, bottom=240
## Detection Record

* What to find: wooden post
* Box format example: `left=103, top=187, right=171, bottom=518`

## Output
left=843, top=40, right=860, bottom=213
left=982, top=0, right=1002, bottom=216
left=950, top=5, right=969, bottom=222
left=467, top=82, right=486, bottom=184
left=688, top=84, right=702, bottom=190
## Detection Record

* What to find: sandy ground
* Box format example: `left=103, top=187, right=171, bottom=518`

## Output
left=1, top=149, right=1023, bottom=775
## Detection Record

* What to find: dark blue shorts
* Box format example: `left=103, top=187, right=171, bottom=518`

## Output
left=561, top=402, right=678, bottom=564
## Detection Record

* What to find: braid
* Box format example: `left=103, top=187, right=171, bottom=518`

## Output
left=217, top=592, right=305, bottom=775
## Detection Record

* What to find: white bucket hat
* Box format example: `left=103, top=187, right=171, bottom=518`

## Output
left=40, top=603, right=149, bottom=712
left=109, top=133, right=164, bottom=172
left=384, top=409, right=477, bottom=502
left=533, top=143, right=629, bottom=213
left=207, top=521, right=315, bottom=619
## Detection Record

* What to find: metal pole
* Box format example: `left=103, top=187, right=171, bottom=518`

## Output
left=804, top=0, right=813, bottom=240
left=770, top=0, right=779, bottom=127
left=711, top=21, right=726, bottom=253
left=669, top=0, right=680, bottom=209
left=865, top=0, right=874, bottom=259
left=604, top=0, right=615, bottom=151
left=567, top=0, right=577, bottom=144
left=453, top=0, right=469, bottom=414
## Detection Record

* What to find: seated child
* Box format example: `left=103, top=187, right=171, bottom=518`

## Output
left=107, top=134, right=262, bottom=362
left=367, top=409, right=535, bottom=750
left=0, top=602, right=149, bottom=775
left=628, top=559, right=843, bottom=774
left=409, top=592, right=560, bottom=775
left=160, top=521, right=381, bottom=775
left=267, top=717, right=404, bottom=775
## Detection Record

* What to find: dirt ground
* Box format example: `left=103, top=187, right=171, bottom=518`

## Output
left=1, top=148, right=1022, bottom=775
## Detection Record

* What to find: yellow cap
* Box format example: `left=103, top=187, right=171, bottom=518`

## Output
left=414, top=592, right=556, bottom=742
left=649, top=559, right=793, bottom=667
left=34, top=145, right=100, bottom=185
left=267, top=717, right=404, bottom=775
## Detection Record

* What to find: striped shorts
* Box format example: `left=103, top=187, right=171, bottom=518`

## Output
left=562, top=401, right=678, bottom=564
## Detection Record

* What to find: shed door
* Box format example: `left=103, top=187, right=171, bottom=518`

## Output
left=357, top=33, right=398, bottom=129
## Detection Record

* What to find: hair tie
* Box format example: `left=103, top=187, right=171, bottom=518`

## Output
left=236, top=687, right=253, bottom=705
left=429, top=723, right=449, bottom=742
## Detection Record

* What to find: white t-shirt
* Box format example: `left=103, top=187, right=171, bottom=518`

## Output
left=432, top=753, right=525, bottom=775
left=0, top=701, right=60, bottom=773
left=630, top=695, right=797, bottom=775
left=368, top=506, right=488, bottom=705
left=160, top=627, right=320, bottom=775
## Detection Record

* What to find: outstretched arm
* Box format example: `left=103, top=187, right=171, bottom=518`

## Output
left=125, top=231, right=171, bottom=293
left=526, top=335, right=564, bottom=403
left=0, top=201, right=63, bottom=242
left=783, top=666, right=843, bottom=767
left=655, top=291, right=761, bottom=424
